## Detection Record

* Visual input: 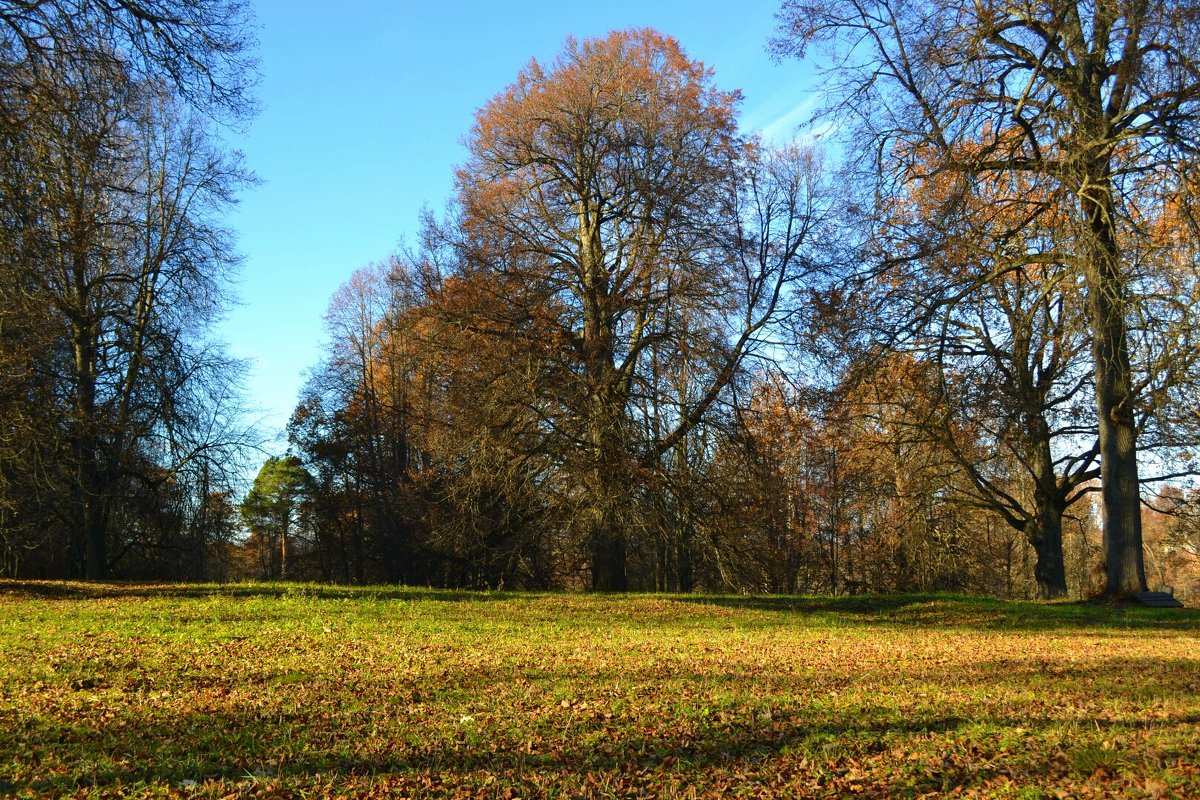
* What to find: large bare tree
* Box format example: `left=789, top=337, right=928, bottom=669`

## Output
left=450, top=29, right=832, bottom=589
left=0, top=48, right=250, bottom=578
left=775, top=0, right=1200, bottom=597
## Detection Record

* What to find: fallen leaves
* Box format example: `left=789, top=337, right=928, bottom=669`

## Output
left=0, top=586, right=1196, bottom=798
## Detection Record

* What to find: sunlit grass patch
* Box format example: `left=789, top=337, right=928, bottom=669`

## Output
left=0, top=584, right=1197, bottom=797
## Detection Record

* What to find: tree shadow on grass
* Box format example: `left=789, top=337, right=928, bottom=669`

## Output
left=0, top=580, right=525, bottom=603
left=2, top=705, right=975, bottom=795
left=3, top=581, right=1196, bottom=633
left=8, top=695, right=1194, bottom=796
left=5, top=648, right=1198, bottom=795
left=673, top=593, right=1200, bottom=632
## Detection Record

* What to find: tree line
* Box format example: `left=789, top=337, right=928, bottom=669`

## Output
left=3, top=2, right=1199, bottom=599
left=0, top=0, right=256, bottom=579
left=247, top=10, right=1200, bottom=601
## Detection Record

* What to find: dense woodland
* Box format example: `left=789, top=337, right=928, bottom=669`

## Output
left=3, top=1, right=1200, bottom=602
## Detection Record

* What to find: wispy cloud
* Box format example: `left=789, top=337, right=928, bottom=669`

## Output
left=740, top=88, right=823, bottom=144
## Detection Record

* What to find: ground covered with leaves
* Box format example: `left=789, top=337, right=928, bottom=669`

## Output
left=1, top=584, right=1197, bottom=798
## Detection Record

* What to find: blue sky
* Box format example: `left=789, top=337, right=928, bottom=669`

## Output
left=220, top=0, right=818, bottom=450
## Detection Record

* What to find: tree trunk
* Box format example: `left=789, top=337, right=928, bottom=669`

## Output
left=280, top=517, right=289, bottom=581
left=591, top=519, right=627, bottom=591
left=74, top=421, right=109, bottom=579
left=587, top=392, right=628, bottom=591
left=588, top=404, right=626, bottom=591
left=74, top=325, right=109, bottom=580
left=82, top=476, right=109, bottom=580
left=1023, top=412, right=1069, bottom=599
left=676, top=517, right=695, bottom=593
left=576, top=184, right=632, bottom=592
left=1081, top=170, right=1147, bottom=599
left=353, top=502, right=365, bottom=584
left=1029, top=501, right=1068, bottom=600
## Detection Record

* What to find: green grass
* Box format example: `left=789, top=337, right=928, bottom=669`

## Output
left=1, top=583, right=1197, bottom=798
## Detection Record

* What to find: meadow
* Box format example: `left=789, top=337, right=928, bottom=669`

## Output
left=1, top=583, right=1197, bottom=798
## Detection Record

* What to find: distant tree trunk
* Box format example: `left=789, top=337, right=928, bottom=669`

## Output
left=280, top=516, right=289, bottom=580
left=353, top=500, right=365, bottom=584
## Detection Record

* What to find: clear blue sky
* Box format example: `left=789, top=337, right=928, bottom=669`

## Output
left=220, top=0, right=818, bottom=449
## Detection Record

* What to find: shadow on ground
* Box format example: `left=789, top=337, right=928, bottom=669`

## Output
left=6, top=674, right=1197, bottom=797
left=0, top=704, right=1047, bottom=794
left=2, top=581, right=1196, bottom=632
left=0, top=580, right=521, bottom=603
left=673, top=592, right=1200, bottom=632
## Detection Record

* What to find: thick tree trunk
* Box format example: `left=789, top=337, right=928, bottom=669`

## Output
left=587, top=400, right=627, bottom=591
left=587, top=425, right=629, bottom=589
left=586, top=385, right=628, bottom=591
left=1029, top=502, right=1067, bottom=600
left=580, top=207, right=629, bottom=591
left=1022, top=414, right=1069, bottom=599
left=74, top=327, right=109, bottom=580
left=82, top=477, right=109, bottom=580
left=1081, top=173, right=1147, bottom=599
left=591, top=520, right=627, bottom=591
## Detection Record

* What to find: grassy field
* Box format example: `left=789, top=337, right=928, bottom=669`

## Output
left=1, top=584, right=1197, bottom=798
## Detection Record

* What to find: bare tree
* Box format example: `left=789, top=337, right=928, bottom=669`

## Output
left=0, top=51, right=251, bottom=578
left=774, top=0, right=1200, bottom=597
left=449, top=29, right=832, bottom=589
left=1, top=0, right=256, bottom=118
